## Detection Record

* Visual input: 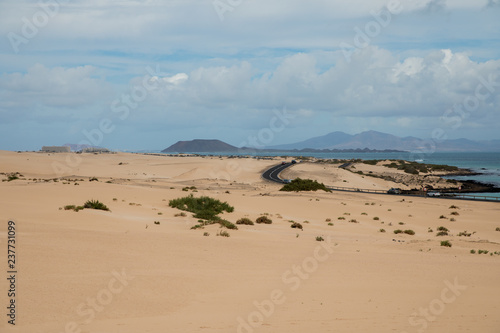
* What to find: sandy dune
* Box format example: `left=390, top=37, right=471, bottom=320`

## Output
left=1, top=151, right=499, bottom=332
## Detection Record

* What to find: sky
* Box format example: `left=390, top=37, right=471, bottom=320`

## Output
left=0, top=0, right=499, bottom=151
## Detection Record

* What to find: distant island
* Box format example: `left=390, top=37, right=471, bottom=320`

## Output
left=162, top=130, right=500, bottom=153
left=162, top=139, right=404, bottom=154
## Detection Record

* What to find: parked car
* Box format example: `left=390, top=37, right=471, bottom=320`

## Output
left=281, top=161, right=287, bottom=165
left=387, top=188, right=401, bottom=194
left=427, top=191, right=441, bottom=197
left=291, top=160, right=297, bottom=164
left=283, top=179, right=292, bottom=184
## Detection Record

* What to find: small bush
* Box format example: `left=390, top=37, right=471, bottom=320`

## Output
left=316, top=236, right=325, bottom=242
left=450, top=211, right=460, bottom=216
left=338, top=217, right=346, bottom=220
left=458, top=231, right=471, bottom=237
left=325, top=218, right=331, bottom=222
left=440, top=240, right=452, bottom=247
left=496, top=227, right=500, bottom=232
left=449, top=205, right=459, bottom=209
left=174, top=212, right=186, bottom=217
left=89, top=177, right=98, bottom=182
left=349, top=219, right=358, bottom=223
left=404, top=230, right=415, bottom=235
left=437, top=226, right=449, bottom=232
left=379, top=229, right=386, bottom=233
left=398, top=222, right=405, bottom=225
left=64, top=205, right=76, bottom=211
left=236, top=218, right=254, bottom=225
left=439, top=215, right=447, bottom=219
left=394, top=229, right=403, bottom=234
left=373, top=217, right=380, bottom=221
left=256, top=216, right=272, bottom=224
left=436, top=231, right=449, bottom=236
left=83, top=199, right=110, bottom=211
left=328, top=223, right=334, bottom=226
left=154, top=221, right=160, bottom=225
left=361, top=212, right=368, bottom=215
left=203, top=232, right=210, bottom=236
left=470, top=249, right=476, bottom=254
left=291, top=222, right=303, bottom=229
left=280, top=178, right=331, bottom=192
left=217, top=230, right=230, bottom=237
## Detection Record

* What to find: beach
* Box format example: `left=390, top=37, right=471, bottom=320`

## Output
left=1, top=150, right=499, bottom=333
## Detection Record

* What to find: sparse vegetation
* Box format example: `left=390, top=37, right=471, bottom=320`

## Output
left=450, top=211, right=460, bottom=216
left=169, top=195, right=236, bottom=229
left=291, top=222, right=303, bottom=229
left=373, top=217, right=380, bottom=221
left=393, top=229, right=403, bottom=234
left=203, top=232, right=210, bottom=236
left=404, top=229, right=415, bottom=235
left=496, top=227, right=500, bottom=232
left=349, top=219, right=358, bottom=223
left=316, top=236, right=324, bottom=242
left=338, top=217, right=345, bottom=220
left=169, top=195, right=234, bottom=220
left=436, top=231, right=449, bottom=236
left=449, top=205, right=459, bottom=209
left=174, top=212, right=187, bottom=217
left=256, top=216, right=272, bottom=224
left=236, top=218, right=254, bottom=225
left=328, top=223, right=334, bottom=226
left=458, top=231, right=472, bottom=237
left=440, top=240, right=452, bottom=247
left=439, top=215, right=447, bottom=219
left=470, top=249, right=476, bottom=254
left=217, top=230, right=230, bottom=237
left=83, top=199, right=110, bottom=211
left=379, top=228, right=386, bottom=233
left=280, top=178, right=331, bottom=192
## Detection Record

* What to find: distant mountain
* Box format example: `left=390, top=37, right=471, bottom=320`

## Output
left=267, top=130, right=500, bottom=152
left=269, top=131, right=353, bottom=150
left=162, top=139, right=239, bottom=153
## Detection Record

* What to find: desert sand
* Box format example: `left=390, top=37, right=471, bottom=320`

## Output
left=1, top=150, right=499, bottom=333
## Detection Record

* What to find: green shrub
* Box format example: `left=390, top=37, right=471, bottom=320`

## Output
left=83, top=199, right=110, bottom=211
left=217, top=230, right=230, bottom=237
left=373, top=217, right=380, bottom=220
left=316, top=236, right=324, bottom=242
left=470, top=249, right=476, bottom=254
left=236, top=218, right=254, bottom=225
left=437, top=226, right=449, bottom=232
left=393, top=229, right=403, bottom=234
left=64, top=205, right=76, bottom=211
left=203, top=232, right=210, bottom=236
left=436, top=231, right=449, bottom=236
left=169, top=195, right=234, bottom=220
left=217, top=218, right=238, bottom=230
left=379, top=229, right=386, bottom=233
left=256, top=216, right=272, bottom=224
left=449, top=205, right=459, bottom=209
left=450, top=211, right=460, bottom=216
left=496, top=227, right=500, bottom=232
left=440, top=240, right=452, bottom=247
left=404, top=230, right=415, bottom=235
left=291, top=222, right=303, bottom=229
left=328, top=223, right=334, bottom=226
left=439, top=215, right=447, bottom=219
left=280, top=178, right=331, bottom=192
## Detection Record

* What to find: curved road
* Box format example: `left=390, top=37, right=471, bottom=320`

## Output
left=262, top=162, right=293, bottom=183
left=261, top=162, right=499, bottom=202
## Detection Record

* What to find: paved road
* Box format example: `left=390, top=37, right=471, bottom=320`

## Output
left=261, top=162, right=499, bottom=203
left=262, top=162, right=293, bottom=183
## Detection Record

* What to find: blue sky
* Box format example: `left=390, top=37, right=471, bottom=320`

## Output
left=1, top=0, right=499, bottom=151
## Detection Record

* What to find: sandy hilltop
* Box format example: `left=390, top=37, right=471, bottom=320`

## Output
left=1, top=150, right=500, bottom=333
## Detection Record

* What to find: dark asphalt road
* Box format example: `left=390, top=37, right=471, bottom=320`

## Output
left=262, top=162, right=293, bottom=183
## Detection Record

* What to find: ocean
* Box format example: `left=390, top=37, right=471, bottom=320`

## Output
left=157, top=151, right=500, bottom=197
